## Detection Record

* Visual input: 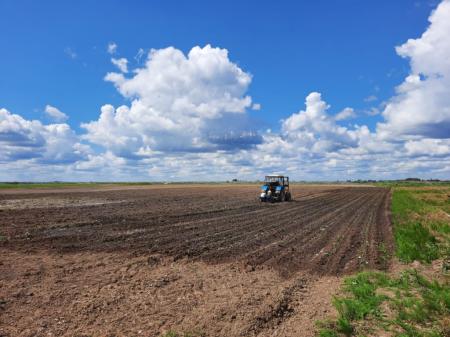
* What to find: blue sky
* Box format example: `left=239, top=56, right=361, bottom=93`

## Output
left=0, top=0, right=431, bottom=128
left=1, top=0, right=449, bottom=181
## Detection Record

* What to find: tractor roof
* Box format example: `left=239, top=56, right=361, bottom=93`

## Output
left=266, top=175, right=286, bottom=178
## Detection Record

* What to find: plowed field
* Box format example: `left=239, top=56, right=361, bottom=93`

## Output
left=0, top=184, right=392, bottom=337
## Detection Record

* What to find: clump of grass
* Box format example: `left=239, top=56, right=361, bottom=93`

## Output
left=329, top=272, right=390, bottom=336
left=317, top=269, right=449, bottom=337
left=318, top=328, right=339, bottom=337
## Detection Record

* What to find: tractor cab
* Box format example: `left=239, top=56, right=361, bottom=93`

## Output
left=260, top=175, right=292, bottom=202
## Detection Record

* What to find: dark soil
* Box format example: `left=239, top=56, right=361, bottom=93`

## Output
left=0, top=184, right=392, bottom=337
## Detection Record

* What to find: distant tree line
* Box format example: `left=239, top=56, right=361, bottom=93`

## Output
left=346, top=178, right=449, bottom=183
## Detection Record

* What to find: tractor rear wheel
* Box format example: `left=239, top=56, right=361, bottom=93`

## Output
left=286, top=192, right=292, bottom=201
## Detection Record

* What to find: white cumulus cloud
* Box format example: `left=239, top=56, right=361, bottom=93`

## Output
left=404, top=138, right=450, bottom=156
left=0, top=108, right=89, bottom=163
left=3, top=2, right=450, bottom=181
left=83, top=45, right=256, bottom=157
left=281, top=92, right=359, bottom=153
left=378, top=0, right=450, bottom=139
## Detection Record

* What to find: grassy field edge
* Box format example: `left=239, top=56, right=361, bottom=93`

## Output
left=317, top=183, right=450, bottom=337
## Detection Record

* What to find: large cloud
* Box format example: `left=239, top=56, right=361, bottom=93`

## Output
left=378, top=0, right=450, bottom=139
left=280, top=92, right=360, bottom=153
left=0, top=108, right=88, bottom=163
left=82, top=45, right=259, bottom=157
left=251, top=85, right=450, bottom=180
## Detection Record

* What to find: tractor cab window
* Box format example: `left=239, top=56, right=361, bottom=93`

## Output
left=265, top=176, right=284, bottom=186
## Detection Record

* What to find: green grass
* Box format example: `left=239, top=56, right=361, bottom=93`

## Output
left=375, top=181, right=450, bottom=188
left=430, top=222, right=450, bottom=235
left=394, top=222, right=439, bottom=263
left=318, top=329, right=339, bottom=337
left=317, top=270, right=449, bottom=337
left=391, top=187, right=450, bottom=263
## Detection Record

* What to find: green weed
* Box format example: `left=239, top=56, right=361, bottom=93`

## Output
left=318, top=328, right=339, bottom=337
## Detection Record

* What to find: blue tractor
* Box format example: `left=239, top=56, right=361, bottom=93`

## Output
left=260, top=175, right=292, bottom=202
